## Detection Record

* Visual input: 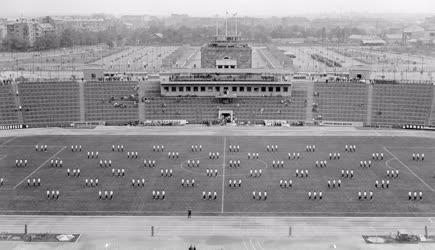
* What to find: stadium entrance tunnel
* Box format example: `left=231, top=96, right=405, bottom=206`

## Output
left=219, top=110, right=233, bottom=123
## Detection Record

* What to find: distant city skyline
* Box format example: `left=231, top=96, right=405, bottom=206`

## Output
left=1, top=0, right=434, bottom=19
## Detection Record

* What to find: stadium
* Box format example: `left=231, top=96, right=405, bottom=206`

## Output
left=1, top=26, right=435, bottom=249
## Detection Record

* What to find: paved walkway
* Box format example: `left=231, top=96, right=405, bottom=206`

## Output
left=1, top=126, right=434, bottom=138
left=0, top=215, right=434, bottom=249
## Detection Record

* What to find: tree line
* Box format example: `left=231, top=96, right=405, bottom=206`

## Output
left=1, top=21, right=367, bottom=51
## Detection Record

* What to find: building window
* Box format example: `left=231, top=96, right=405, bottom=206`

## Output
left=200, top=86, right=206, bottom=92
left=276, top=87, right=281, bottom=92
left=232, top=86, right=237, bottom=92
left=261, top=87, right=266, bottom=92
left=186, top=86, right=191, bottom=91
left=193, top=87, right=198, bottom=92
left=207, top=86, right=213, bottom=92
left=164, top=86, right=169, bottom=92
left=268, top=87, right=273, bottom=92
left=171, top=86, right=176, bottom=92
left=283, top=87, right=288, bottom=92
left=254, top=87, right=259, bottom=92
left=215, top=86, right=220, bottom=92
left=247, top=86, right=252, bottom=92
left=239, top=86, right=244, bottom=92
left=179, top=86, right=184, bottom=92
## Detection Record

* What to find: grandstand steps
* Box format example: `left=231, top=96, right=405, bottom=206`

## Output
left=428, top=86, right=435, bottom=126
left=138, top=81, right=147, bottom=122
left=303, top=81, right=314, bottom=124
left=291, top=81, right=310, bottom=124
left=78, top=81, right=85, bottom=122
left=366, top=84, right=373, bottom=126
left=11, top=83, right=24, bottom=125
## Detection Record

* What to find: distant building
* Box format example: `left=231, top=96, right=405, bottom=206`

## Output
left=54, top=17, right=108, bottom=32
left=6, top=18, right=56, bottom=47
left=271, top=38, right=305, bottom=45
left=403, top=24, right=425, bottom=43
left=384, top=34, right=403, bottom=44
left=120, top=15, right=152, bottom=28
left=348, top=35, right=383, bottom=45
left=201, top=35, right=252, bottom=69
left=0, top=20, right=7, bottom=42
left=349, top=65, right=370, bottom=79
left=361, top=39, right=386, bottom=46
left=7, top=19, right=39, bottom=46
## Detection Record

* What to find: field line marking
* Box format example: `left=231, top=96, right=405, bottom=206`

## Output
left=13, top=146, right=67, bottom=189
left=383, top=146, right=435, bottom=193
left=249, top=238, right=257, bottom=250
left=256, top=240, right=265, bottom=250
left=221, top=136, right=226, bottom=213
left=0, top=137, right=16, bottom=147
left=242, top=240, right=250, bottom=250
left=75, top=234, right=81, bottom=243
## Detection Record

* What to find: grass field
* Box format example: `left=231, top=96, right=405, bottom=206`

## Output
left=0, top=134, right=434, bottom=216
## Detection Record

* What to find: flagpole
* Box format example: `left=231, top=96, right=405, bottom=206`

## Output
left=225, top=11, right=228, bottom=37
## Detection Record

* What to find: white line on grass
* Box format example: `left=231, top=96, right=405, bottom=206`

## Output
left=242, top=240, right=250, bottom=250
left=383, top=146, right=435, bottom=193
left=0, top=137, right=16, bottom=147
left=14, top=146, right=67, bottom=189
left=221, top=136, right=226, bottom=213
left=249, top=238, right=257, bottom=250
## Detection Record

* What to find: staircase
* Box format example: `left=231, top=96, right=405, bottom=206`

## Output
left=11, top=83, right=24, bottom=125
left=366, top=84, right=373, bottom=126
left=138, top=81, right=146, bottom=123
left=78, top=81, right=85, bottom=122
left=292, top=81, right=313, bottom=124
left=427, top=86, right=435, bottom=126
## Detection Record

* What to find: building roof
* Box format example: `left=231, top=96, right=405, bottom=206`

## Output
left=163, top=68, right=293, bottom=75
left=361, top=39, right=386, bottom=44
left=385, top=34, right=402, bottom=40
left=151, top=33, right=163, bottom=39
left=404, top=24, right=425, bottom=33
left=348, top=35, right=381, bottom=41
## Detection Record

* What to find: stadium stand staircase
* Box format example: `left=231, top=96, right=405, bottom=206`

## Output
left=11, top=83, right=24, bottom=125
left=366, top=84, right=373, bottom=126
left=78, top=81, right=85, bottom=122
left=427, top=86, right=435, bottom=126
left=291, top=81, right=312, bottom=124
left=303, top=81, right=314, bottom=124
left=138, top=81, right=148, bottom=123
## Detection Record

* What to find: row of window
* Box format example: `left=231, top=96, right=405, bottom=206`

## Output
left=163, top=86, right=290, bottom=93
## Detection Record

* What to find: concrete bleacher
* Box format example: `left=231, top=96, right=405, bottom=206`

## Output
left=371, top=82, right=433, bottom=127
left=19, top=81, right=80, bottom=127
left=84, top=81, right=139, bottom=125
left=0, top=84, right=19, bottom=126
left=142, top=90, right=307, bottom=123
left=313, top=82, right=368, bottom=122
left=3, top=79, right=435, bottom=128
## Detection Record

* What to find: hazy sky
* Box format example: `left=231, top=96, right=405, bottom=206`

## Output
left=1, top=0, right=434, bottom=18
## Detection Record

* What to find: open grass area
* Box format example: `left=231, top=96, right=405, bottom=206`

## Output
left=0, top=134, right=434, bottom=216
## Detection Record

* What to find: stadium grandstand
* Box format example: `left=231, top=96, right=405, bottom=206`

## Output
left=1, top=41, right=435, bottom=129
